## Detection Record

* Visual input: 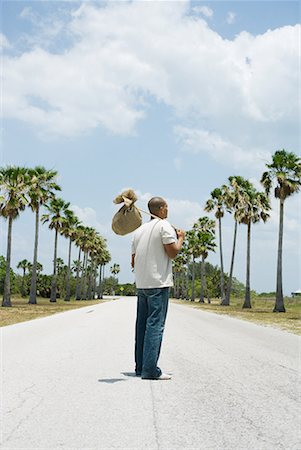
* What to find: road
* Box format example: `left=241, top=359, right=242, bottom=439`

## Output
left=1, top=296, right=300, bottom=449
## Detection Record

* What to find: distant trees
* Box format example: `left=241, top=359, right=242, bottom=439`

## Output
left=173, top=216, right=216, bottom=302
left=0, top=165, right=111, bottom=306
left=173, top=149, right=300, bottom=312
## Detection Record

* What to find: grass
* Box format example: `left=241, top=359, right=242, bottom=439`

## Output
left=171, top=297, right=301, bottom=335
left=0, top=296, right=112, bottom=327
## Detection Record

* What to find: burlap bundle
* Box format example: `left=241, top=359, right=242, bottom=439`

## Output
left=112, top=189, right=142, bottom=235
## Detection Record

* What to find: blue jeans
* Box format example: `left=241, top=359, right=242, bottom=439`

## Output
left=135, top=287, right=170, bottom=379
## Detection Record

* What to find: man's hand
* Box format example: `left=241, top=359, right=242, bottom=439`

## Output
left=176, top=229, right=185, bottom=240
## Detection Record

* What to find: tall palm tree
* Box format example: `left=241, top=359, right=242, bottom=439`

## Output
left=204, top=188, right=227, bottom=304
left=236, top=185, right=271, bottom=309
left=87, top=235, right=105, bottom=300
left=17, top=259, right=31, bottom=297
left=261, top=149, right=301, bottom=312
left=41, top=197, right=70, bottom=302
left=27, top=166, right=60, bottom=304
left=0, top=166, right=29, bottom=307
left=77, top=227, right=98, bottom=300
left=192, top=217, right=216, bottom=303
left=97, top=249, right=111, bottom=299
left=223, top=176, right=252, bottom=306
left=73, top=225, right=86, bottom=300
left=60, top=210, right=81, bottom=301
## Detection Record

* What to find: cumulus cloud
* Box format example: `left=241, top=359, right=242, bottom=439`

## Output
left=71, top=204, right=110, bottom=235
left=2, top=1, right=299, bottom=168
left=174, top=126, right=271, bottom=170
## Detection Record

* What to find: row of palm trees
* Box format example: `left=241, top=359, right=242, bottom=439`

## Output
left=0, top=166, right=112, bottom=307
left=173, top=149, right=301, bottom=312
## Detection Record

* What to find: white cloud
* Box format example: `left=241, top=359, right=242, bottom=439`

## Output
left=226, top=12, right=236, bottom=25
left=192, top=5, right=213, bottom=18
left=2, top=2, right=299, bottom=176
left=174, top=126, right=271, bottom=170
left=71, top=204, right=110, bottom=236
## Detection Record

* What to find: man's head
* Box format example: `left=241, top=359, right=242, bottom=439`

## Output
left=148, top=197, right=168, bottom=219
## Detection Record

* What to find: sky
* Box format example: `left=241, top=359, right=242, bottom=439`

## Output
left=0, top=0, right=300, bottom=295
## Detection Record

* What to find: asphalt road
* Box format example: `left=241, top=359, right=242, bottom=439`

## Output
left=1, top=296, right=300, bottom=450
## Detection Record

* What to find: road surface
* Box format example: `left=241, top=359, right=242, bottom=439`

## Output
left=1, top=296, right=300, bottom=449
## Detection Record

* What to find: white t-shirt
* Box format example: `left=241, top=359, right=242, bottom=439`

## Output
left=132, top=218, right=177, bottom=289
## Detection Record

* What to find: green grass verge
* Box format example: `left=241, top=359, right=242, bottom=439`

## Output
left=0, top=296, right=112, bottom=327
left=171, top=297, right=301, bottom=335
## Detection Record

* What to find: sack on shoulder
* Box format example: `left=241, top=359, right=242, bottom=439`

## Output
left=112, top=204, right=142, bottom=235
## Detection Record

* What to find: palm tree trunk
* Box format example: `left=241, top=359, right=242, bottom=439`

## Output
left=274, top=199, right=285, bottom=312
left=243, top=221, right=252, bottom=309
left=79, top=251, right=87, bottom=300
left=75, top=247, right=82, bottom=300
left=92, top=265, right=97, bottom=300
left=82, top=254, right=89, bottom=300
left=50, top=228, right=58, bottom=302
left=185, top=261, right=189, bottom=300
left=65, top=237, right=72, bottom=301
left=191, top=256, right=195, bottom=301
left=97, top=265, right=103, bottom=299
left=223, top=220, right=238, bottom=306
left=199, top=254, right=205, bottom=303
left=87, top=258, right=93, bottom=300
left=218, top=216, right=226, bottom=304
left=181, top=270, right=185, bottom=299
left=21, top=268, right=26, bottom=297
left=2, top=217, right=13, bottom=307
left=29, top=208, right=39, bottom=304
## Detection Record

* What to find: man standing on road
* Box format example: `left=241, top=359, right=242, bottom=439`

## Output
left=131, top=197, right=185, bottom=380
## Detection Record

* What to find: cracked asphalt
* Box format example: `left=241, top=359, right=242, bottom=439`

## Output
left=1, top=296, right=300, bottom=449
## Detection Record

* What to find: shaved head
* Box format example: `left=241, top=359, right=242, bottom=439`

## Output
left=148, top=197, right=167, bottom=215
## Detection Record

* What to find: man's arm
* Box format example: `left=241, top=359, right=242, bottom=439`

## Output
left=164, top=229, right=185, bottom=259
left=131, top=253, right=135, bottom=270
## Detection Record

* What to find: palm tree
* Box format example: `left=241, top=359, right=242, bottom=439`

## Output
left=27, top=166, right=60, bottom=304
left=87, top=235, right=105, bottom=300
left=223, top=176, right=252, bottom=306
left=110, top=263, right=120, bottom=279
left=17, top=259, right=31, bottom=297
left=73, top=225, right=86, bottom=300
left=192, top=217, right=216, bottom=303
left=77, top=227, right=98, bottom=300
left=186, top=230, right=199, bottom=301
left=60, top=210, right=81, bottom=301
left=204, top=188, right=227, bottom=304
left=0, top=166, right=29, bottom=307
left=236, top=184, right=271, bottom=309
left=97, top=249, right=111, bottom=299
left=41, top=197, right=70, bottom=302
left=261, top=149, right=301, bottom=312
left=110, top=263, right=120, bottom=295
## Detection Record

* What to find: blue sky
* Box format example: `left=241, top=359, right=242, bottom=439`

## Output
left=1, top=1, right=300, bottom=295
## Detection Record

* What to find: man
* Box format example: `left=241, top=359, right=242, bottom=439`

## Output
left=131, top=197, right=185, bottom=380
